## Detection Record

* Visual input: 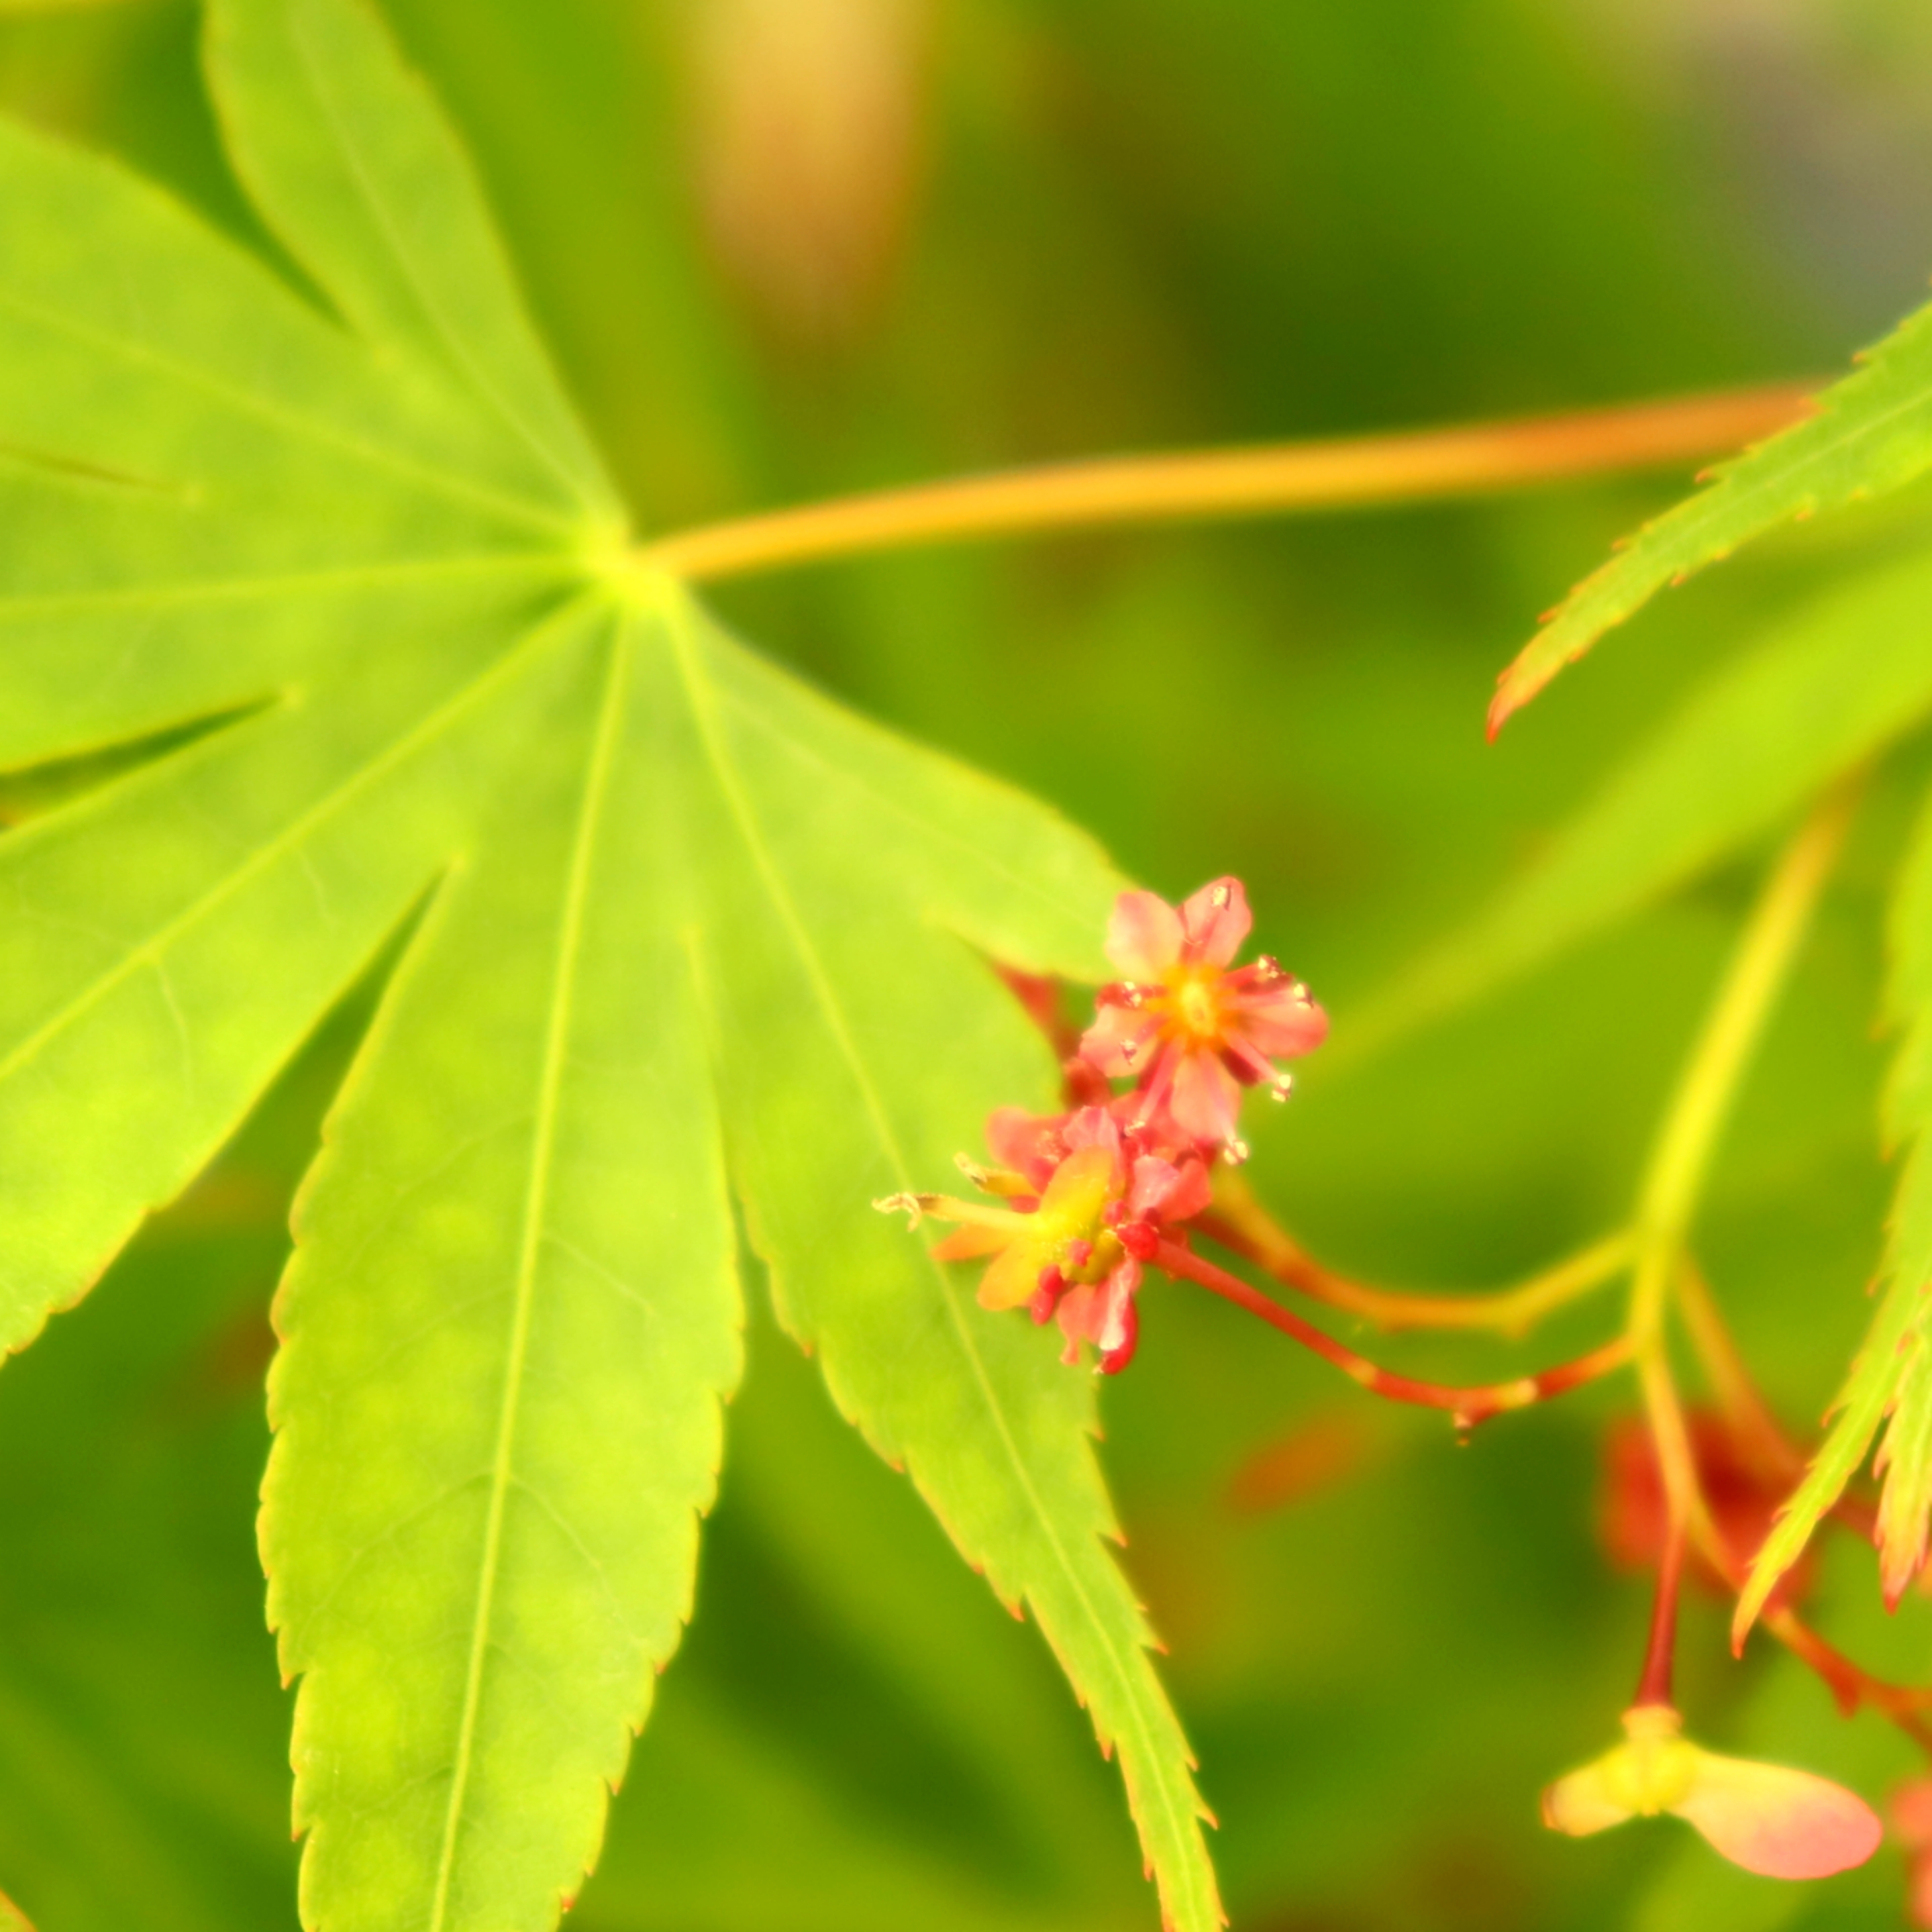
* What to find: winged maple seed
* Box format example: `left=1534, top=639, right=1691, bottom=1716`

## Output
left=877, top=877, right=1319, bottom=1370
left=1542, top=1704, right=1881, bottom=1880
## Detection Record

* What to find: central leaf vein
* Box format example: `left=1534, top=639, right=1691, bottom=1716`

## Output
left=425, top=611, right=631, bottom=1931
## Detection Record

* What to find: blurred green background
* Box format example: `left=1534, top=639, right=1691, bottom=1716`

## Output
left=5, top=1, right=1932, bottom=1926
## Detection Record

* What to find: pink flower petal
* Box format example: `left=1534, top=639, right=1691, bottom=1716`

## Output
left=1237, top=988, right=1329, bottom=1058
left=1054, top=1281, right=1106, bottom=1350
left=1060, top=1106, right=1123, bottom=1156
left=1106, top=891, right=1184, bottom=980
left=1099, top=1276, right=1141, bottom=1374
left=1161, top=1156, right=1214, bottom=1223
left=1127, top=1154, right=1182, bottom=1218
left=1098, top=1259, right=1140, bottom=1350
left=1166, top=1046, right=1243, bottom=1146
left=1673, top=1753, right=1883, bottom=1880
left=1179, top=877, right=1252, bottom=966
left=984, top=1106, right=1066, bottom=1189
left=1054, top=1264, right=1140, bottom=1361
left=1078, top=1001, right=1161, bottom=1077
left=1126, top=1153, right=1212, bottom=1223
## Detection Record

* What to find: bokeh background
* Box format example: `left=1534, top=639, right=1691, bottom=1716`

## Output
left=5, top=1, right=1932, bottom=1927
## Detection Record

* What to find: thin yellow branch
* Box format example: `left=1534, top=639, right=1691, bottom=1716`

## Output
left=1621, top=778, right=1861, bottom=1651
left=637, top=383, right=1816, bottom=583
left=1673, top=1253, right=1799, bottom=1479
left=1633, top=775, right=1862, bottom=1256
left=1202, top=1178, right=1633, bottom=1336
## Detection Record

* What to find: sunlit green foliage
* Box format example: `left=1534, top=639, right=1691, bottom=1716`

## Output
left=8, top=3, right=1932, bottom=1931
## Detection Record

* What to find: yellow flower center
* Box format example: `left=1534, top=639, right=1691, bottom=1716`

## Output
left=1168, top=966, right=1224, bottom=1044
left=1033, top=1147, right=1127, bottom=1282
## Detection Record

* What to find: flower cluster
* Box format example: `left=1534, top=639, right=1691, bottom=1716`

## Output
left=878, top=878, right=1326, bottom=1372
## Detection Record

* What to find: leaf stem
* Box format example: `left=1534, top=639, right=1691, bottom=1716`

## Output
left=636, top=384, right=1815, bottom=584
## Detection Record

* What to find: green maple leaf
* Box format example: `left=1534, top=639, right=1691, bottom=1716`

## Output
left=0, top=2, right=1221, bottom=1928
left=1490, top=294, right=1932, bottom=730
left=1358, top=549, right=1932, bottom=1052
left=1734, top=776, right=1932, bottom=1641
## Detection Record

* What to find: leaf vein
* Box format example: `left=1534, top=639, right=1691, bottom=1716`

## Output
left=425, top=611, right=631, bottom=1931
left=0, top=283, right=573, bottom=534
left=285, top=4, right=602, bottom=519
left=0, top=552, right=568, bottom=625
left=0, top=594, right=591, bottom=1099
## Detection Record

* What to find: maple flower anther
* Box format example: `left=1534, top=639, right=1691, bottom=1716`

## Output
left=1541, top=1704, right=1881, bottom=1880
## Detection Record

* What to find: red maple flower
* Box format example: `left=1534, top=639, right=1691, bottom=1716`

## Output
left=876, top=1105, right=1211, bottom=1373
left=1080, top=878, right=1327, bottom=1153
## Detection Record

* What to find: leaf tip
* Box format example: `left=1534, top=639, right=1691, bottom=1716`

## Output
left=1486, top=676, right=1531, bottom=741
left=1729, top=1588, right=1762, bottom=1656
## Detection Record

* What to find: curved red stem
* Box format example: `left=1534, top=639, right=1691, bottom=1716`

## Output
left=1152, top=1239, right=1631, bottom=1427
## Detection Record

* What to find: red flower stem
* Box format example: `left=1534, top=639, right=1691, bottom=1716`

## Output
left=1634, top=1515, right=1686, bottom=1710
left=1152, top=1239, right=1633, bottom=1425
